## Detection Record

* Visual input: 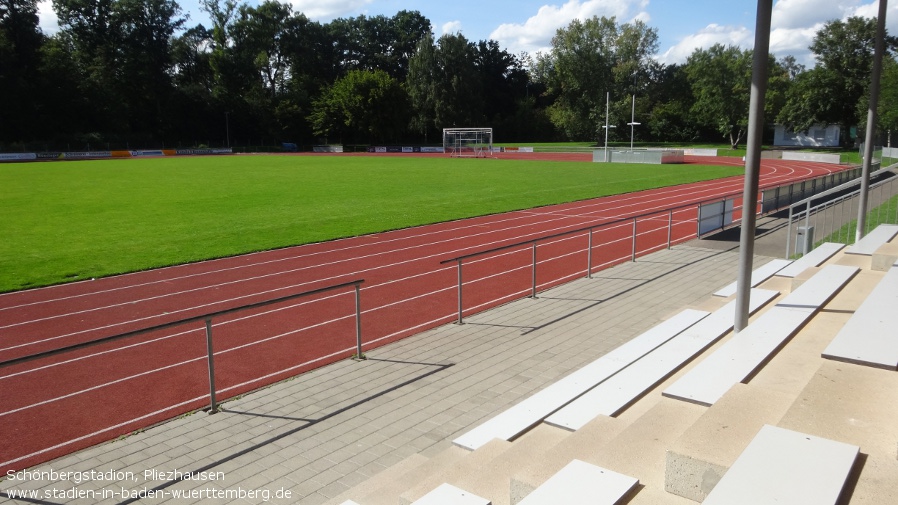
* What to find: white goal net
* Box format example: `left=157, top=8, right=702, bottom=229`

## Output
left=443, top=128, right=494, bottom=158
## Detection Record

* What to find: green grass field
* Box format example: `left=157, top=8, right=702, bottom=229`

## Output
left=0, top=154, right=743, bottom=293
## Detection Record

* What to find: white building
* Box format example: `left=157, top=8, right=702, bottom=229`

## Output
left=773, top=124, right=841, bottom=147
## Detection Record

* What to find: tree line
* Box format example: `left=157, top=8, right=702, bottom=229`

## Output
left=1, top=0, right=895, bottom=150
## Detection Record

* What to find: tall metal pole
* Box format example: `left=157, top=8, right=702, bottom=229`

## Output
left=734, top=0, right=773, bottom=333
left=604, top=92, right=610, bottom=162
left=856, top=0, right=889, bottom=242
left=225, top=112, right=230, bottom=149
left=628, top=94, right=640, bottom=150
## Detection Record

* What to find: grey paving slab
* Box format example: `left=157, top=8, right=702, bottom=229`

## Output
left=1, top=245, right=760, bottom=504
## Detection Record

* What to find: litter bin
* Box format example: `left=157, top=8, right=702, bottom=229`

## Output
left=796, top=226, right=815, bottom=255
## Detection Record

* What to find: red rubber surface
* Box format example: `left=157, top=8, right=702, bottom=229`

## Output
left=0, top=154, right=845, bottom=472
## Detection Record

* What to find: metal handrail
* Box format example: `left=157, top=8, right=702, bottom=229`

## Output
left=440, top=201, right=699, bottom=324
left=440, top=165, right=862, bottom=324
left=1, top=279, right=366, bottom=412
left=785, top=168, right=898, bottom=256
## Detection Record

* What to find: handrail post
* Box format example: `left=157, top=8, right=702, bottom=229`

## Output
left=785, top=204, right=794, bottom=258
left=721, top=199, right=726, bottom=232
left=354, top=283, right=364, bottom=359
left=805, top=200, right=811, bottom=236
left=696, top=203, right=701, bottom=237
left=456, top=260, right=464, bottom=324
left=205, top=318, right=218, bottom=414
left=586, top=229, right=593, bottom=278
left=531, top=242, right=538, bottom=298
left=631, top=218, right=637, bottom=262
left=667, top=210, right=673, bottom=249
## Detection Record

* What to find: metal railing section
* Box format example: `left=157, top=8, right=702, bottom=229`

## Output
left=785, top=167, right=898, bottom=257
left=0, top=279, right=365, bottom=414
left=440, top=202, right=705, bottom=324
left=442, top=165, right=861, bottom=325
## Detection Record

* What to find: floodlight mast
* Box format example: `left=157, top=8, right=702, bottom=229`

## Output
left=603, top=92, right=616, bottom=161
left=627, top=94, right=641, bottom=150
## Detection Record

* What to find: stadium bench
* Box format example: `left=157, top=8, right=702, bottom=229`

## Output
left=822, top=264, right=898, bottom=370
left=545, top=289, right=778, bottom=430
left=713, top=259, right=792, bottom=297
left=410, top=483, right=490, bottom=505
left=517, top=459, right=638, bottom=505
left=776, top=242, right=845, bottom=278
left=452, top=309, right=709, bottom=450
left=703, top=425, right=859, bottom=505
left=663, top=264, right=858, bottom=406
left=845, top=224, right=898, bottom=255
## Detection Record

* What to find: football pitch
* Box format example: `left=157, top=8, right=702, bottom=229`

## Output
left=0, top=154, right=743, bottom=293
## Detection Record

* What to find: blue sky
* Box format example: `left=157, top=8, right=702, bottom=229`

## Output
left=37, top=0, right=898, bottom=66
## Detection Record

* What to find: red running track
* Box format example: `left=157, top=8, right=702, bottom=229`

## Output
left=0, top=154, right=847, bottom=472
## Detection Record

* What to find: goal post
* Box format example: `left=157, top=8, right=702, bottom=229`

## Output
left=443, top=128, right=494, bottom=158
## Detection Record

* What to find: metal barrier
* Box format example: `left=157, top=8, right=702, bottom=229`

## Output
left=784, top=168, right=898, bottom=257
left=0, top=279, right=365, bottom=414
left=442, top=166, right=862, bottom=325
left=440, top=203, right=702, bottom=324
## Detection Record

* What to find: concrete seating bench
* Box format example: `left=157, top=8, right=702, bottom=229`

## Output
left=410, top=483, right=490, bottom=505
left=846, top=224, right=898, bottom=255
left=822, top=265, right=898, bottom=370
left=703, top=425, right=859, bottom=505
left=776, top=242, right=844, bottom=278
left=872, top=242, right=898, bottom=271
left=544, top=290, right=778, bottom=430
left=663, top=264, right=858, bottom=406
left=713, top=259, right=792, bottom=297
left=452, top=309, right=709, bottom=450
left=517, top=459, right=638, bottom=505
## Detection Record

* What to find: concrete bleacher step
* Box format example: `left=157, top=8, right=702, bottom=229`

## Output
left=398, top=437, right=522, bottom=505
left=410, top=483, right=491, bottom=505
left=410, top=424, right=569, bottom=505
left=333, top=446, right=477, bottom=505
left=713, top=258, right=791, bottom=297
left=589, top=398, right=706, bottom=490
left=662, top=264, right=858, bottom=407
left=664, top=383, right=796, bottom=502
left=845, top=223, right=898, bottom=255
left=510, top=416, right=628, bottom=503
left=623, top=486, right=697, bottom=505
left=702, top=424, right=859, bottom=505
left=776, top=242, right=844, bottom=278
left=871, top=241, right=898, bottom=271
left=544, top=290, right=778, bottom=430
left=776, top=360, right=898, bottom=503
left=513, top=399, right=704, bottom=504
left=822, top=265, right=898, bottom=370
left=516, top=459, right=638, bottom=505
left=452, top=309, right=709, bottom=451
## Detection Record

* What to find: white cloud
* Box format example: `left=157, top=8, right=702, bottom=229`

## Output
left=288, top=0, right=373, bottom=21
left=771, top=0, right=842, bottom=30
left=656, top=24, right=753, bottom=65
left=442, top=20, right=463, bottom=35
left=654, top=0, right=898, bottom=67
left=769, top=24, right=822, bottom=65
left=848, top=1, right=898, bottom=35
left=489, top=0, right=650, bottom=56
left=38, top=0, right=59, bottom=34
